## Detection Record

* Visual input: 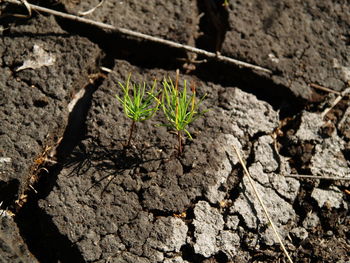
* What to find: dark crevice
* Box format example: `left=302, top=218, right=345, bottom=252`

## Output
left=55, top=81, right=102, bottom=160
left=180, top=244, right=206, bottom=263
left=55, top=16, right=185, bottom=71
left=14, top=75, right=104, bottom=263
left=45, top=1, right=305, bottom=118
left=0, top=179, right=20, bottom=209
left=15, top=202, right=85, bottom=263
left=196, top=0, right=230, bottom=53
left=194, top=61, right=305, bottom=117
left=214, top=251, right=229, bottom=263
left=292, top=183, right=315, bottom=225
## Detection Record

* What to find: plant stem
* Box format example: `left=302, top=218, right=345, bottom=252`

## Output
left=177, top=130, right=182, bottom=156
left=126, top=120, right=136, bottom=147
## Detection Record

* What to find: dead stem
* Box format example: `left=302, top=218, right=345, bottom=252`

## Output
left=284, top=174, right=350, bottom=180
left=309, top=83, right=341, bottom=95
left=233, top=144, right=294, bottom=263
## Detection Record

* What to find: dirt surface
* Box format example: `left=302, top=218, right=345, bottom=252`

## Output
left=221, top=0, right=350, bottom=101
left=0, top=14, right=101, bottom=201
left=0, top=1, right=349, bottom=263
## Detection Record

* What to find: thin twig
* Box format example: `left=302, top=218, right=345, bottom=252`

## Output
left=233, top=144, right=294, bottom=263
left=284, top=174, right=350, bottom=180
left=4, top=0, right=272, bottom=74
left=309, top=83, right=341, bottom=95
left=0, top=201, right=4, bottom=217
left=321, top=94, right=343, bottom=118
left=321, top=87, right=350, bottom=118
left=7, top=0, right=32, bottom=18
left=78, top=0, right=105, bottom=16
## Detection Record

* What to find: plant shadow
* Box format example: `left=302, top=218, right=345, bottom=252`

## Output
left=62, top=139, right=164, bottom=196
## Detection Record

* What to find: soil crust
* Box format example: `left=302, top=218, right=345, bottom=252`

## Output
left=0, top=1, right=349, bottom=263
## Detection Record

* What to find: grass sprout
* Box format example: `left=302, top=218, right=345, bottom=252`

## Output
left=116, top=75, right=160, bottom=147
left=160, top=70, right=207, bottom=155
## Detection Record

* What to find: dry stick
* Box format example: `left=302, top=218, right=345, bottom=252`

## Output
left=233, top=144, right=294, bottom=263
left=309, top=83, right=350, bottom=118
left=284, top=174, right=350, bottom=180
left=321, top=94, right=343, bottom=118
left=10, top=0, right=31, bottom=18
left=309, top=83, right=341, bottom=95
left=5, top=0, right=272, bottom=74
left=321, top=87, right=350, bottom=118
left=0, top=201, right=4, bottom=217
left=78, top=0, right=105, bottom=16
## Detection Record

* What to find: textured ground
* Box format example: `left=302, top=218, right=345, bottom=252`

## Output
left=0, top=1, right=349, bottom=263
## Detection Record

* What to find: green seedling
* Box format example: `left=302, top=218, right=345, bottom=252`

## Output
left=160, top=71, right=207, bottom=156
left=116, top=75, right=160, bottom=147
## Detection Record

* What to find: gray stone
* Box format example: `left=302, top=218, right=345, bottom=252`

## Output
left=192, top=201, right=224, bottom=257
left=226, top=215, right=240, bottom=230
left=290, top=227, right=309, bottom=242
left=310, top=136, right=349, bottom=181
left=295, top=111, right=324, bottom=141
left=248, top=162, right=271, bottom=186
left=205, top=134, right=241, bottom=204
left=217, top=230, right=240, bottom=258
left=219, top=88, right=279, bottom=137
left=302, top=212, right=320, bottom=230
left=230, top=174, right=296, bottom=246
left=248, top=162, right=300, bottom=203
left=146, top=217, right=188, bottom=253
left=311, top=186, right=347, bottom=209
left=253, top=135, right=279, bottom=173
left=269, top=174, right=300, bottom=203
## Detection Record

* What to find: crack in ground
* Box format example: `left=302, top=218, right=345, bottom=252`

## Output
left=50, top=0, right=304, bottom=118
left=14, top=75, right=105, bottom=263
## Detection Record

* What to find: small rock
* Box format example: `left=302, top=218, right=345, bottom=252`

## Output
left=311, top=186, right=347, bottom=209
left=230, top=174, right=296, bottom=246
left=295, top=111, right=323, bottom=141
left=253, top=135, right=279, bottom=173
left=146, top=217, right=188, bottom=253
left=310, top=136, right=349, bottom=185
left=302, top=212, right=320, bottom=230
left=205, top=134, right=242, bottom=204
left=226, top=215, right=240, bottom=230
left=248, top=162, right=270, bottom=186
left=325, top=230, right=334, bottom=237
left=217, top=230, right=240, bottom=258
left=290, top=227, right=309, bottom=242
left=193, top=201, right=224, bottom=257
left=269, top=174, right=300, bottom=203
left=219, top=88, right=279, bottom=137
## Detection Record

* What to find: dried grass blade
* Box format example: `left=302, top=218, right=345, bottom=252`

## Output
left=233, top=144, right=294, bottom=263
